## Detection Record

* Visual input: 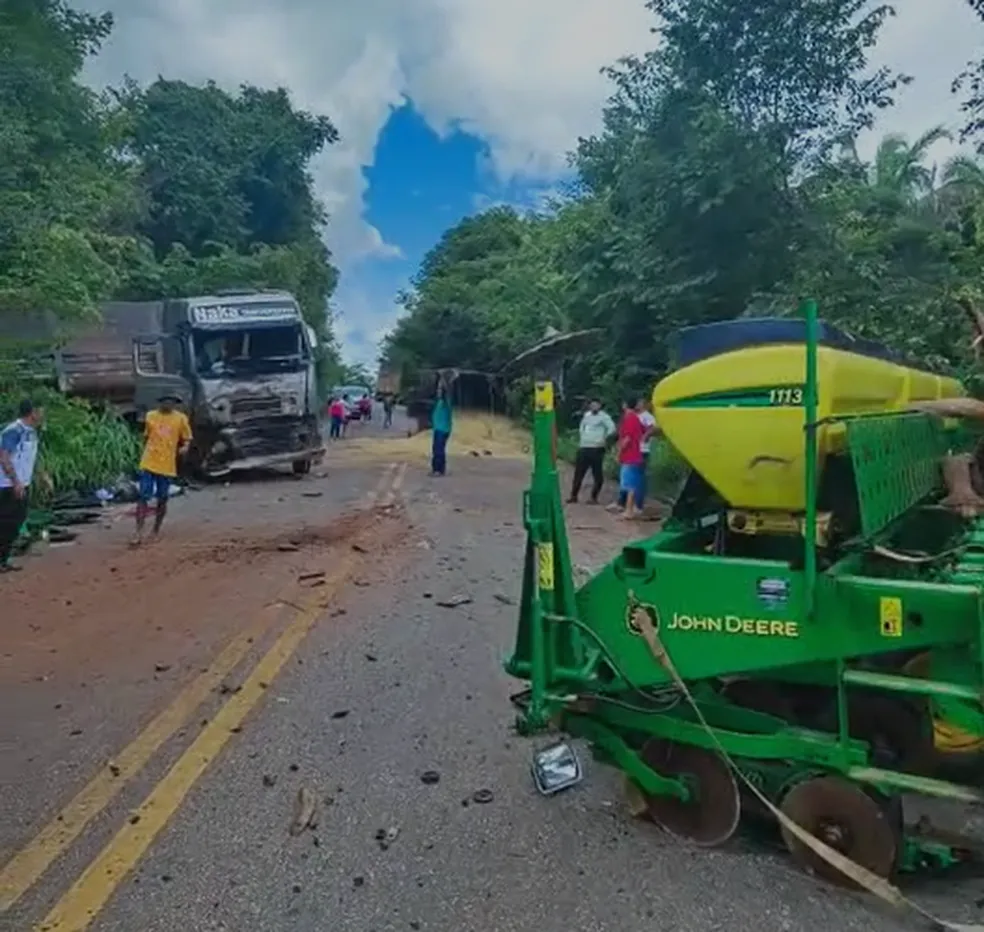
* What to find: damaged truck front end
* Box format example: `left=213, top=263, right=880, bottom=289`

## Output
left=197, top=374, right=322, bottom=477
left=133, top=291, right=325, bottom=478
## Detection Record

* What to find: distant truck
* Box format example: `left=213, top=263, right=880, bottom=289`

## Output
left=3, top=290, right=325, bottom=478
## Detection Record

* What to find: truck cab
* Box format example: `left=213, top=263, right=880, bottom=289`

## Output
left=133, top=290, right=324, bottom=477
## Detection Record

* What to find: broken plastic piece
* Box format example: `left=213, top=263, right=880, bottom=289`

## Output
left=531, top=741, right=582, bottom=796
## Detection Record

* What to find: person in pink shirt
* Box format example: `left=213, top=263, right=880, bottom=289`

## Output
left=327, top=396, right=345, bottom=440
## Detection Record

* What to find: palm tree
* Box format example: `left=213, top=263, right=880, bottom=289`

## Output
left=939, top=154, right=984, bottom=240
left=869, top=126, right=952, bottom=201
left=941, top=154, right=984, bottom=198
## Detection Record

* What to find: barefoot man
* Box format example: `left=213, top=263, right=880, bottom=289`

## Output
left=133, top=393, right=191, bottom=546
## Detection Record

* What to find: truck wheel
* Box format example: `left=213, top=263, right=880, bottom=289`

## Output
left=292, top=459, right=312, bottom=476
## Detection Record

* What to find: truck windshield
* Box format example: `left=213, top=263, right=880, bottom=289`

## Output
left=194, top=325, right=305, bottom=376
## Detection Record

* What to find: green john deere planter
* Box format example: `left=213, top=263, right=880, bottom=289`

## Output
left=506, top=300, right=984, bottom=885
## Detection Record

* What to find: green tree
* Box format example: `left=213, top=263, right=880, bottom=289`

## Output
left=0, top=0, right=135, bottom=318
left=386, top=0, right=984, bottom=413
left=115, top=79, right=338, bottom=258
left=954, top=0, right=984, bottom=154
left=109, top=78, right=341, bottom=348
left=624, top=0, right=907, bottom=168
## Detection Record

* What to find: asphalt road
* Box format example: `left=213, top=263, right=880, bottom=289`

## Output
left=4, top=407, right=984, bottom=932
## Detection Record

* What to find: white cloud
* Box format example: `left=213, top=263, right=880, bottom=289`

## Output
left=332, top=279, right=408, bottom=367
left=77, top=0, right=982, bottom=363
left=858, top=0, right=981, bottom=163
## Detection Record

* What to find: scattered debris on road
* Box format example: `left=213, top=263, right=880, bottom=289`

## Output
left=277, top=542, right=300, bottom=552
left=493, top=592, right=515, bottom=605
left=436, top=593, right=472, bottom=608
left=289, top=787, right=318, bottom=836
left=375, top=826, right=400, bottom=850
left=420, top=770, right=441, bottom=785
left=471, top=789, right=494, bottom=805
left=331, top=709, right=350, bottom=720
left=298, top=570, right=326, bottom=583
left=262, top=774, right=277, bottom=788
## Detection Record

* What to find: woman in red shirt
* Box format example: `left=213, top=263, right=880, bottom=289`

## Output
left=327, top=396, right=346, bottom=439
left=618, top=396, right=645, bottom=519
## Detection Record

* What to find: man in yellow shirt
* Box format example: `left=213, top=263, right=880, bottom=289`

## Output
left=133, top=393, right=192, bottom=546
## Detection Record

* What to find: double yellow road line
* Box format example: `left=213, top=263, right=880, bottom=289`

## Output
left=1, top=462, right=406, bottom=932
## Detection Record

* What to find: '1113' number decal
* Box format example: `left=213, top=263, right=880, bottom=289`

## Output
left=768, top=387, right=803, bottom=406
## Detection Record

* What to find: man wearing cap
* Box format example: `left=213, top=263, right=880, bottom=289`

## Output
left=133, top=393, right=192, bottom=546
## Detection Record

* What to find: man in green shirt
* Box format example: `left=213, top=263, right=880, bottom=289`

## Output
left=430, top=387, right=453, bottom=476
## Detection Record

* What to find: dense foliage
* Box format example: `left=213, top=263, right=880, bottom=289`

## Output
left=0, top=0, right=346, bottom=497
left=0, top=0, right=342, bottom=358
left=0, top=379, right=139, bottom=502
left=956, top=0, right=984, bottom=153
left=383, top=0, right=984, bottom=412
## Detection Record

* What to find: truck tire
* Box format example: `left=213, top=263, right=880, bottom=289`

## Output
left=292, top=459, right=312, bottom=476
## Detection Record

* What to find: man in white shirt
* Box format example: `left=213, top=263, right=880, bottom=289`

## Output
left=0, top=399, right=49, bottom=572
left=638, top=399, right=658, bottom=508
left=568, top=398, right=616, bottom=504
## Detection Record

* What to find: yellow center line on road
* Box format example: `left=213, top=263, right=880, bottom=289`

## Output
left=35, top=554, right=361, bottom=932
left=0, top=612, right=272, bottom=914
left=2, top=463, right=397, bottom=919
left=34, top=467, right=397, bottom=932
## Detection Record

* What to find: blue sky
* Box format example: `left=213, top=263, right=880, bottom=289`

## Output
left=333, top=103, right=557, bottom=369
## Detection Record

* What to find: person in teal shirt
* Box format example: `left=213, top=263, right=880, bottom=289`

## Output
left=430, top=388, right=453, bottom=476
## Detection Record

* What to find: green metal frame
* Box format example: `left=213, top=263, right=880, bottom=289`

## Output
left=506, top=299, right=984, bottom=871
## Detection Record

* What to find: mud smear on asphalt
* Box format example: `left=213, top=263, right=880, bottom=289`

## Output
left=0, top=503, right=407, bottom=690
left=168, top=508, right=381, bottom=567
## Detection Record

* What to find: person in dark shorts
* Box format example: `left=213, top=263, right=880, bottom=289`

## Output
left=133, top=394, right=192, bottom=546
left=0, top=400, right=49, bottom=572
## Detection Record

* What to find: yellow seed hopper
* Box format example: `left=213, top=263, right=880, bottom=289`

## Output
left=652, top=317, right=964, bottom=511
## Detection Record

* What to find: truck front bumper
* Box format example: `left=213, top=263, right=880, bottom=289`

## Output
left=204, top=414, right=325, bottom=476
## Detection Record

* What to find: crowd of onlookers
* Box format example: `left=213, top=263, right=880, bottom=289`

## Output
left=325, top=392, right=396, bottom=439
left=568, top=396, right=658, bottom=519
